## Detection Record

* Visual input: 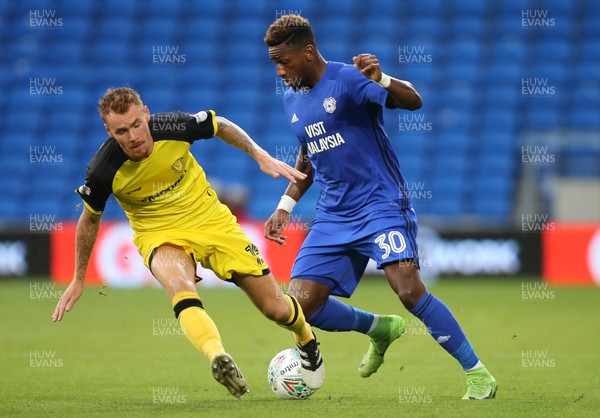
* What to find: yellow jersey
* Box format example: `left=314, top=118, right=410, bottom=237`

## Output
left=77, top=110, right=220, bottom=233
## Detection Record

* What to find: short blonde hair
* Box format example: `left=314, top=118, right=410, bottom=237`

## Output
left=98, top=87, right=142, bottom=119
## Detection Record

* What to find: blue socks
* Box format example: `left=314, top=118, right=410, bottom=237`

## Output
left=410, top=291, right=479, bottom=370
left=306, top=291, right=480, bottom=371
left=307, top=296, right=374, bottom=334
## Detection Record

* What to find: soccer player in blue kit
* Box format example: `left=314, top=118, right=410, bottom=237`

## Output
left=263, top=15, right=496, bottom=400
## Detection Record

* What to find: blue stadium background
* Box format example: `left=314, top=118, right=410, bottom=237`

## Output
left=1, top=0, right=598, bottom=226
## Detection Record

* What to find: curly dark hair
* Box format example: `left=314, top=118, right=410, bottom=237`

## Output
left=98, top=87, right=142, bottom=119
left=264, top=14, right=315, bottom=48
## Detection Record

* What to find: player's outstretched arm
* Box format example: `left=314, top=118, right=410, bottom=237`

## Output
left=215, top=116, right=307, bottom=184
left=52, top=207, right=101, bottom=322
left=352, top=53, right=422, bottom=110
left=264, top=146, right=313, bottom=245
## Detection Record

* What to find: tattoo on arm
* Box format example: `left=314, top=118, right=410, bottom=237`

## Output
left=74, top=210, right=101, bottom=281
left=216, top=116, right=261, bottom=157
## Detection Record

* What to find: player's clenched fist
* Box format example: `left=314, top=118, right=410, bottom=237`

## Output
left=352, top=53, right=383, bottom=83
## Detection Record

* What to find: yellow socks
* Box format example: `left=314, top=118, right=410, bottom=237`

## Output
left=279, top=294, right=314, bottom=346
left=172, top=291, right=224, bottom=360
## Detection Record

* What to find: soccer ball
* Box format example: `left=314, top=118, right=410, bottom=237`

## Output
left=267, top=348, right=315, bottom=400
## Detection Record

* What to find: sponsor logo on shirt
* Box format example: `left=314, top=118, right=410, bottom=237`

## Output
left=304, top=121, right=346, bottom=155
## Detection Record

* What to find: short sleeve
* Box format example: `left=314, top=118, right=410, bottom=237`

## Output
left=150, top=110, right=218, bottom=143
left=76, top=172, right=109, bottom=215
left=75, top=138, right=126, bottom=214
left=342, top=67, right=388, bottom=107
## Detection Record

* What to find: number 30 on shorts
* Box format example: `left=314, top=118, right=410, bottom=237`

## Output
left=375, top=231, right=407, bottom=260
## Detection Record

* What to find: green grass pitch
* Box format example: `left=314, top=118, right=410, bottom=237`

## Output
left=1, top=277, right=599, bottom=417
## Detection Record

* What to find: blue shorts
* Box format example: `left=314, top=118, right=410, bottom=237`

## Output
left=291, top=208, right=420, bottom=297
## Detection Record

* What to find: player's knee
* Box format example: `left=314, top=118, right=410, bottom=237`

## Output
left=287, top=280, right=328, bottom=318
left=396, top=283, right=426, bottom=310
left=396, top=288, right=418, bottom=309
left=164, top=276, right=195, bottom=297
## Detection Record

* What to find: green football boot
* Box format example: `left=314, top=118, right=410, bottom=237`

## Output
left=358, top=315, right=405, bottom=378
left=462, top=366, right=497, bottom=400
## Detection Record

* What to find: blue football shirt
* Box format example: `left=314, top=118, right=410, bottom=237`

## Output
left=283, top=61, right=411, bottom=221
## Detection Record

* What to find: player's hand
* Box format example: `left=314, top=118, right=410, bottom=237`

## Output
left=52, top=279, right=84, bottom=322
left=264, top=209, right=291, bottom=245
left=353, top=53, right=384, bottom=83
left=256, top=152, right=307, bottom=184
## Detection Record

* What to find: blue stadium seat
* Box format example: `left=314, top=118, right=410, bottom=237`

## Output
left=475, top=153, right=518, bottom=177
left=446, top=64, right=481, bottom=86
left=53, top=18, right=91, bottom=39
left=453, top=0, right=489, bottom=15
left=526, top=107, right=562, bottom=128
left=560, top=147, right=600, bottom=177
left=322, top=1, right=361, bottom=17
left=187, top=0, right=227, bottom=16
left=569, top=109, right=600, bottom=128
left=401, top=66, right=438, bottom=87
left=493, top=38, right=527, bottom=63
left=574, top=62, right=597, bottom=81
left=97, top=17, right=136, bottom=42
left=436, top=132, right=471, bottom=153
left=485, top=62, right=523, bottom=83
left=472, top=176, right=514, bottom=218
left=146, top=0, right=184, bottom=17
left=0, top=197, right=21, bottom=219
left=496, top=15, right=525, bottom=36
left=91, top=41, right=133, bottom=66
left=581, top=40, right=600, bottom=62
left=3, top=0, right=600, bottom=224
left=399, top=156, right=424, bottom=180
left=472, top=196, right=512, bottom=219
left=60, top=1, right=95, bottom=17
left=482, top=109, right=517, bottom=131
left=480, top=132, right=516, bottom=153
left=451, top=19, right=486, bottom=38
left=432, top=153, right=470, bottom=179
left=430, top=177, right=465, bottom=216
left=230, top=17, right=269, bottom=40
left=584, top=16, right=600, bottom=36
left=406, top=17, right=440, bottom=38
left=100, top=0, right=139, bottom=15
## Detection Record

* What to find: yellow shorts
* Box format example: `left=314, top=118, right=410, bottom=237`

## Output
left=133, top=198, right=269, bottom=282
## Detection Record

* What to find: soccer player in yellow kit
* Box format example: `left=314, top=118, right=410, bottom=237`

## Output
left=52, top=87, right=324, bottom=398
